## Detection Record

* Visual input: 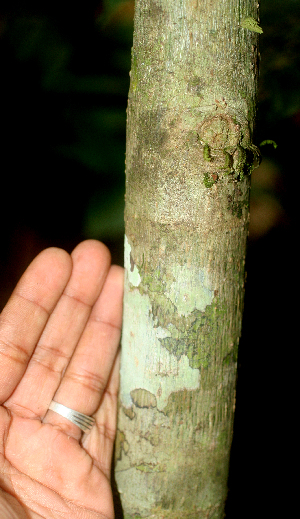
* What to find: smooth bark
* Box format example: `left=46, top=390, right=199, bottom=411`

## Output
left=115, top=1, right=260, bottom=517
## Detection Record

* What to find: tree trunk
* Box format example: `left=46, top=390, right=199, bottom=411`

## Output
left=115, top=1, right=261, bottom=517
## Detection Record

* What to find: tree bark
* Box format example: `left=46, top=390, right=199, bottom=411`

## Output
left=115, top=1, right=261, bottom=517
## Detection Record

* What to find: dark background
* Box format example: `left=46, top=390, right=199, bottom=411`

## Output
left=0, top=1, right=298, bottom=517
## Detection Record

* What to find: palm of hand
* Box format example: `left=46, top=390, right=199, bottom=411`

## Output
left=0, top=241, right=123, bottom=518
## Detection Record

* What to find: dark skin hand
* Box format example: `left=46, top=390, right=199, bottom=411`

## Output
left=0, top=240, right=124, bottom=518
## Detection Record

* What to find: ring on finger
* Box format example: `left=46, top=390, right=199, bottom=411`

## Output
left=48, top=401, right=95, bottom=433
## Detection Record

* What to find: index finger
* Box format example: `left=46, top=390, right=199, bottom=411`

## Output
left=0, top=248, right=72, bottom=403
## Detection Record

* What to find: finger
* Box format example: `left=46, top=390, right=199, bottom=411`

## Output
left=43, top=264, right=124, bottom=439
left=5, top=240, right=111, bottom=419
left=0, top=248, right=72, bottom=404
left=83, top=348, right=121, bottom=478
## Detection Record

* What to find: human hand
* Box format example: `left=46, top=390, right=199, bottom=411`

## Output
left=0, top=240, right=124, bottom=518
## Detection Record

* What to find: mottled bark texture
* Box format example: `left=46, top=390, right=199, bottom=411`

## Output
left=115, top=1, right=260, bottom=517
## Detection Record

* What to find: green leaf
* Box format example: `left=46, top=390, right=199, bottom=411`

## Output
left=259, top=140, right=278, bottom=149
left=241, top=17, right=263, bottom=34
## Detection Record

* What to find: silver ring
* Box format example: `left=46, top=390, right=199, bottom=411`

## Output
left=48, top=401, right=95, bottom=433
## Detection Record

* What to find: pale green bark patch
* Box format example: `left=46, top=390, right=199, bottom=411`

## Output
left=125, top=235, right=141, bottom=287
left=165, top=263, right=214, bottom=315
left=120, top=281, right=200, bottom=411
